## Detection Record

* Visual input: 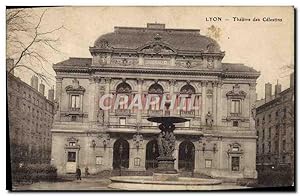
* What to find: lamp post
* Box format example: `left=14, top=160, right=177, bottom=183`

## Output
left=119, top=143, right=123, bottom=176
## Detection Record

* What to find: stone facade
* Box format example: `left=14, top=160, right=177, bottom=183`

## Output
left=255, top=74, right=294, bottom=169
left=51, top=23, right=260, bottom=180
left=8, top=73, right=54, bottom=165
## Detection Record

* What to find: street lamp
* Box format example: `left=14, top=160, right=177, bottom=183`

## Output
left=119, top=143, right=123, bottom=176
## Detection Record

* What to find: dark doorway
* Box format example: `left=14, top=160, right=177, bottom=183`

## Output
left=113, top=138, right=129, bottom=169
left=178, top=140, right=195, bottom=171
left=145, top=140, right=159, bottom=169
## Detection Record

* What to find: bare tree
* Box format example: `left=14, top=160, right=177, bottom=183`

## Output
left=6, top=8, right=65, bottom=86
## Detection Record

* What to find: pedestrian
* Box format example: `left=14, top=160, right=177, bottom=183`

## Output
left=76, top=167, right=81, bottom=180
left=85, top=167, right=89, bottom=176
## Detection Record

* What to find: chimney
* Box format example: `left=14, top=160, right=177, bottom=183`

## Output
left=30, top=75, right=39, bottom=91
left=147, top=23, right=165, bottom=29
left=6, top=58, right=14, bottom=75
left=275, top=80, right=282, bottom=97
left=48, top=89, right=54, bottom=102
left=39, top=83, right=45, bottom=96
left=290, top=72, right=294, bottom=89
left=265, top=83, right=272, bottom=102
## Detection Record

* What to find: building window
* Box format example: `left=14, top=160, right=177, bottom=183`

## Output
left=231, top=157, right=240, bottom=171
left=282, top=156, right=286, bottom=163
left=282, top=140, right=286, bottom=151
left=262, top=143, right=265, bottom=154
left=268, top=114, right=272, bottom=122
left=233, top=121, right=239, bottom=127
left=256, top=119, right=260, bottom=126
left=268, top=128, right=271, bottom=139
left=116, top=82, right=132, bottom=110
left=262, top=129, right=265, bottom=140
left=96, top=156, right=103, bottom=165
left=134, top=158, right=141, bottom=166
left=71, top=116, right=77, bottom=121
left=232, top=146, right=239, bottom=152
left=268, top=141, right=271, bottom=153
left=148, top=83, right=164, bottom=111
left=67, top=152, right=76, bottom=162
left=231, top=100, right=241, bottom=114
left=71, top=95, right=80, bottom=109
left=119, top=117, right=126, bottom=125
left=205, top=159, right=212, bottom=168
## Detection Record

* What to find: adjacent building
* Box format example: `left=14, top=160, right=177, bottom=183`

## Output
left=256, top=73, right=294, bottom=169
left=51, top=23, right=260, bottom=180
left=8, top=72, right=55, bottom=165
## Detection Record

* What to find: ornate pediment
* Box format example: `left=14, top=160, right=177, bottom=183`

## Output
left=226, top=84, right=246, bottom=98
left=65, top=79, right=85, bottom=94
left=138, top=34, right=177, bottom=55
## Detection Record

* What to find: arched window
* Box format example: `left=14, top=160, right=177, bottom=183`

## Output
left=179, top=84, right=197, bottom=112
left=148, top=83, right=164, bottom=111
left=116, top=82, right=132, bottom=110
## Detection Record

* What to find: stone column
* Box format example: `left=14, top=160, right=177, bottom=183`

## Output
left=212, top=82, right=217, bottom=125
left=174, top=141, right=180, bottom=170
left=169, top=79, right=175, bottom=116
left=217, top=82, right=222, bottom=126
left=194, top=141, right=201, bottom=173
left=54, top=77, right=62, bottom=121
left=249, top=83, right=257, bottom=129
left=136, top=79, right=143, bottom=124
left=201, top=81, right=207, bottom=125
left=104, top=78, right=111, bottom=126
left=88, top=78, right=96, bottom=123
left=93, top=77, right=100, bottom=123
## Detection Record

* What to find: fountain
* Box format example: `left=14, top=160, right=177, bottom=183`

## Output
left=108, top=104, right=223, bottom=190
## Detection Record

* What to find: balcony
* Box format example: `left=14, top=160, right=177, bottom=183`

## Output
left=230, top=112, right=241, bottom=117
left=148, top=110, right=163, bottom=117
left=70, top=107, right=80, bottom=112
left=180, top=110, right=195, bottom=117
left=115, top=109, right=131, bottom=116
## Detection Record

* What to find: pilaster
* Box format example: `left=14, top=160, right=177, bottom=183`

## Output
left=201, top=81, right=207, bottom=125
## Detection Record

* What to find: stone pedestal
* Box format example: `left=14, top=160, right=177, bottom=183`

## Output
left=155, top=157, right=177, bottom=174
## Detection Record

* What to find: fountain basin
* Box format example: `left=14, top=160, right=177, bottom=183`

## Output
left=108, top=176, right=223, bottom=190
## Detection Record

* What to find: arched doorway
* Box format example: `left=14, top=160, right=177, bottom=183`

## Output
left=178, top=140, right=195, bottom=171
left=145, top=140, right=159, bottom=169
left=113, top=138, right=129, bottom=169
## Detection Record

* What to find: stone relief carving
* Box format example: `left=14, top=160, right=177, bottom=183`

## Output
left=207, top=57, right=214, bottom=69
left=133, top=133, right=143, bottom=149
left=65, top=79, right=85, bottom=93
left=111, top=58, right=138, bottom=66
left=175, top=59, right=203, bottom=68
left=226, top=84, right=247, bottom=98
left=205, top=111, right=214, bottom=127
left=157, top=129, right=176, bottom=157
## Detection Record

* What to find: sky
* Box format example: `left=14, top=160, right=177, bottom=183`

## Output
left=9, top=6, right=294, bottom=99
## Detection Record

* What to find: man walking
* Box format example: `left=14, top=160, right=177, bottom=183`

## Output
left=76, top=167, right=82, bottom=180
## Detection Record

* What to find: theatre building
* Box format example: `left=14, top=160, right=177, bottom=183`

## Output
left=51, top=23, right=260, bottom=180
